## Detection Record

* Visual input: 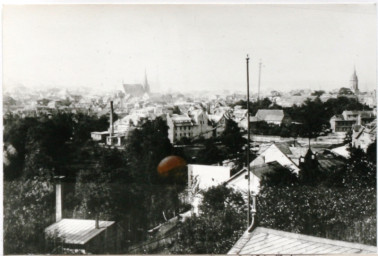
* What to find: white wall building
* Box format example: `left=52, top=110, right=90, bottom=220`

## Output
left=187, top=164, right=231, bottom=214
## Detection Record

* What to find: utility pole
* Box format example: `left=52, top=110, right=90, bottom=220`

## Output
left=258, top=59, right=262, bottom=102
left=246, top=54, right=251, bottom=228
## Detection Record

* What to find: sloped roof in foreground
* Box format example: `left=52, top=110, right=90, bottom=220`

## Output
left=228, top=227, right=377, bottom=254
left=45, top=218, right=115, bottom=245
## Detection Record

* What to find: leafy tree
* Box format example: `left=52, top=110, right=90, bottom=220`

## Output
left=257, top=186, right=376, bottom=245
left=3, top=113, right=188, bottom=253
left=3, top=116, right=39, bottom=180
left=233, top=97, right=276, bottom=115
left=3, top=144, right=55, bottom=254
left=324, top=97, right=370, bottom=119
left=221, top=119, right=246, bottom=157
left=311, top=90, right=325, bottom=97
left=298, top=149, right=328, bottom=186
left=297, top=98, right=328, bottom=144
left=260, top=166, right=299, bottom=188
left=342, top=146, right=376, bottom=189
left=196, top=138, right=224, bottom=165
left=3, top=112, right=109, bottom=180
left=257, top=142, right=376, bottom=245
left=124, top=117, right=188, bottom=232
left=366, top=140, right=376, bottom=163
left=172, top=185, right=246, bottom=254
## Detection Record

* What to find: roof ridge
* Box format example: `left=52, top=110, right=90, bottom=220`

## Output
left=255, top=227, right=377, bottom=251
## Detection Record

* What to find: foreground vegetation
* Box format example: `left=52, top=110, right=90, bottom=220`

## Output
left=3, top=95, right=376, bottom=254
left=3, top=112, right=187, bottom=253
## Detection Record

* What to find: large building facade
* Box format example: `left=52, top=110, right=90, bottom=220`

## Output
left=166, top=109, right=226, bottom=144
left=330, top=110, right=376, bottom=133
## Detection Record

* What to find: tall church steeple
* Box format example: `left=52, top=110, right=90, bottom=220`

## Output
left=350, top=66, right=359, bottom=94
left=144, top=69, right=150, bottom=94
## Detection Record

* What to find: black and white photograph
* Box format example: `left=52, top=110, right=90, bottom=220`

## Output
left=2, top=3, right=377, bottom=254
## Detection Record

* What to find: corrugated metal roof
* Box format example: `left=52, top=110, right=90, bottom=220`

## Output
left=228, top=227, right=377, bottom=254
left=45, top=218, right=115, bottom=245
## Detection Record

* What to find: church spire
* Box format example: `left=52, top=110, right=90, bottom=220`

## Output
left=144, top=69, right=150, bottom=94
left=351, top=66, right=359, bottom=94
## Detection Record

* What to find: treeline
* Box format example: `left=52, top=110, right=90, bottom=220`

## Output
left=3, top=113, right=188, bottom=254
left=251, top=122, right=306, bottom=137
left=3, top=112, right=109, bottom=180
left=235, top=96, right=372, bottom=138
left=258, top=142, right=377, bottom=245
left=234, top=96, right=371, bottom=120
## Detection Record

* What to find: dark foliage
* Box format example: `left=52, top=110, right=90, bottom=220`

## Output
left=196, top=138, right=224, bottom=165
left=251, top=121, right=303, bottom=138
left=220, top=119, right=247, bottom=157
left=3, top=112, right=109, bottom=180
left=311, top=90, right=325, bottom=97
left=258, top=186, right=376, bottom=245
left=173, top=186, right=246, bottom=254
left=4, top=113, right=188, bottom=254
left=258, top=141, right=377, bottom=245
left=233, top=98, right=280, bottom=115
left=260, top=166, right=299, bottom=188
left=366, top=139, right=376, bottom=163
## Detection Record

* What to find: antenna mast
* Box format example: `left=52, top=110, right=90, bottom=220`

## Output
left=246, top=54, right=251, bottom=228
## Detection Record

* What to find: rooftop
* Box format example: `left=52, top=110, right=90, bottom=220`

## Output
left=255, top=109, right=285, bottom=122
left=228, top=227, right=377, bottom=254
left=45, top=218, right=115, bottom=245
left=226, top=161, right=283, bottom=184
left=171, top=114, right=193, bottom=124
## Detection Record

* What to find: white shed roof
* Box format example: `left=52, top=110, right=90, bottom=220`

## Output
left=45, top=218, right=115, bottom=245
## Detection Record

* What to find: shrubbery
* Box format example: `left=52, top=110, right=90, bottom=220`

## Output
left=257, top=143, right=377, bottom=245
left=172, top=186, right=246, bottom=254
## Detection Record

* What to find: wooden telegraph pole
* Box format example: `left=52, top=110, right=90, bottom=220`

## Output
left=246, top=54, right=251, bottom=228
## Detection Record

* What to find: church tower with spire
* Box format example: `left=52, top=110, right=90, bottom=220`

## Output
left=144, top=70, right=150, bottom=94
left=350, top=67, right=359, bottom=94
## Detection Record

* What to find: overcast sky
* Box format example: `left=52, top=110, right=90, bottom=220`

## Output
left=3, top=4, right=377, bottom=93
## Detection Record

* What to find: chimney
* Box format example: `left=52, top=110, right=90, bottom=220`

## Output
left=54, top=176, right=65, bottom=222
left=95, top=214, right=100, bottom=229
left=110, top=101, right=114, bottom=136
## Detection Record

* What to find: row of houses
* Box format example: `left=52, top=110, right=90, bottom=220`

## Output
left=91, top=97, right=299, bottom=146
left=330, top=110, right=376, bottom=132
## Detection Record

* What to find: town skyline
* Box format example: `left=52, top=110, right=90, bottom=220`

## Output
left=3, top=4, right=377, bottom=93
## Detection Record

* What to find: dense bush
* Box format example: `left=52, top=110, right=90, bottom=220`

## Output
left=3, top=114, right=187, bottom=254
left=172, top=186, right=247, bottom=254
left=257, top=186, right=376, bottom=245
left=257, top=142, right=377, bottom=246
